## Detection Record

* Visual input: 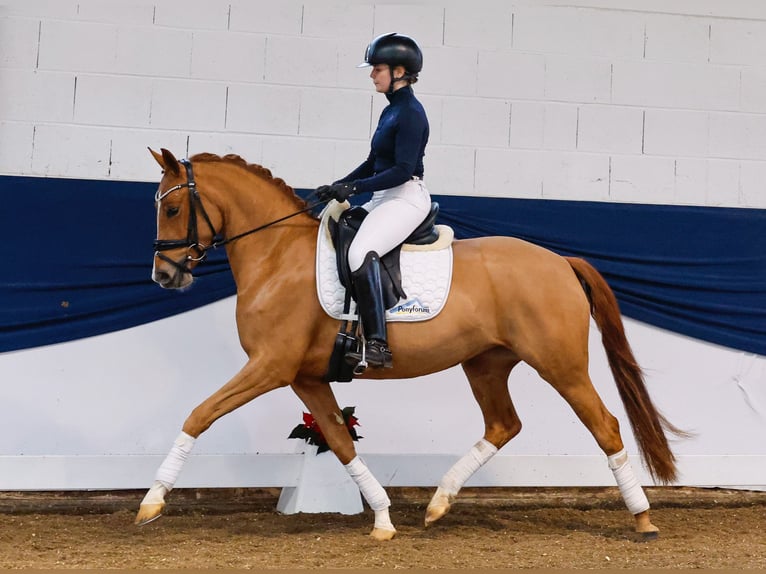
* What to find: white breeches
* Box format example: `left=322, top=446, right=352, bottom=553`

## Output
left=348, top=179, right=432, bottom=272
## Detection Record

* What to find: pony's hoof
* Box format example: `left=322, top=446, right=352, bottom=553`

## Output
left=638, top=530, right=660, bottom=542
left=369, top=527, right=396, bottom=541
left=424, top=487, right=453, bottom=526
left=135, top=503, right=165, bottom=526
left=633, top=510, right=659, bottom=540
left=424, top=504, right=449, bottom=526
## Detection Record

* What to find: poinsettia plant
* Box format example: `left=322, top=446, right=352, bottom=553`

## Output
left=288, top=406, right=362, bottom=454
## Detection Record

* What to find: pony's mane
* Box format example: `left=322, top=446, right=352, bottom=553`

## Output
left=189, top=152, right=310, bottom=210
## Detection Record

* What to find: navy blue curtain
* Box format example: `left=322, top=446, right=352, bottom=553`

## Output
left=2, top=175, right=764, bottom=355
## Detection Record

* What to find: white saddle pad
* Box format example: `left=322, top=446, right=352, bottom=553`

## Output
left=315, top=201, right=454, bottom=322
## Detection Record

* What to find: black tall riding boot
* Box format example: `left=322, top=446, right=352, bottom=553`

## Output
left=345, top=251, right=393, bottom=370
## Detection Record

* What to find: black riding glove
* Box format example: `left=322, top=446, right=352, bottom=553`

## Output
left=315, top=185, right=333, bottom=202
left=315, top=182, right=357, bottom=202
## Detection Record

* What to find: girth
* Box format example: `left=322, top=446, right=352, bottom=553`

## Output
left=328, top=202, right=441, bottom=310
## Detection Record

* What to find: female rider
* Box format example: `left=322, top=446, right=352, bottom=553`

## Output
left=316, top=32, right=431, bottom=370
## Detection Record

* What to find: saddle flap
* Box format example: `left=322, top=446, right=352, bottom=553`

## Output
left=329, top=206, right=405, bottom=309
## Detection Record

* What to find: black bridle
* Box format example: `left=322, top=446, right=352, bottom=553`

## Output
left=153, top=158, right=326, bottom=275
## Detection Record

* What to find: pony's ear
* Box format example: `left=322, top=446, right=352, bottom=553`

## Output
left=148, top=147, right=180, bottom=176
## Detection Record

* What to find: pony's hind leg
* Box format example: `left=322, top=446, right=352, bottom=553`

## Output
left=291, top=377, right=397, bottom=541
left=548, top=368, right=659, bottom=538
left=426, top=348, right=521, bottom=526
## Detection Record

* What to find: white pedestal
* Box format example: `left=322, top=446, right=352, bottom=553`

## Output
left=276, top=444, right=364, bottom=515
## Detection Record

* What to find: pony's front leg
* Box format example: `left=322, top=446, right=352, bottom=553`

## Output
left=291, top=377, right=396, bottom=541
left=135, top=359, right=290, bottom=526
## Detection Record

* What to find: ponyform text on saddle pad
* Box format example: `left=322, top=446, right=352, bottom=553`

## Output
left=315, top=204, right=454, bottom=322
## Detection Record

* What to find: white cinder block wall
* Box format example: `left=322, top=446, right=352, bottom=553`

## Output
left=2, top=0, right=766, bottom=208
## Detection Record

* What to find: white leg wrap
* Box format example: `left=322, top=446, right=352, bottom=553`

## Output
left=140, top=481, right=168, bottom=506
left=345, top=456, right=394, bottom=531
left=154, top=431, right=196, bottom=491
left=439, top=439, right=498, bottom=496
left=608, top=448, right=650, bottom=515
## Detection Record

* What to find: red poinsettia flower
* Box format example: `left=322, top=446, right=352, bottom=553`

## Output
left=288, top=407, right=362, bottom=454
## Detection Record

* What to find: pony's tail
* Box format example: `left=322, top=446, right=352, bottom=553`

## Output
left=566, top=256, right=686, bottom=484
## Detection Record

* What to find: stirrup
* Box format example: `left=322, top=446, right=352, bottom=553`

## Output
left=352, top=343, right=368, bottom=376
left=345, top=339, right=393, bottom=373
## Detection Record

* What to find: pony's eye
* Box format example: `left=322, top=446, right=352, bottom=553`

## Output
left=165, top=206, right=180, bottom=218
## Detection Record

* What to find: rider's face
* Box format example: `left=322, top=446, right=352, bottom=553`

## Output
left=370, top=64, right=407, bottom=93
left=370, top=64, right=391, bottom=93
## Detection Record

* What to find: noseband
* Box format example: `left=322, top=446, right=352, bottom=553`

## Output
left=153, top=158, right=328, bottom=276
left=153, top=159, right=220, bottom=275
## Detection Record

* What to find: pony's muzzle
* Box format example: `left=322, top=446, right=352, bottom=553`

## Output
left=152, top=252, right=193, bottom=289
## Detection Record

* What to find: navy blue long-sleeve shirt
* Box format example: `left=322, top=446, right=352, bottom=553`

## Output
left=338, top=85, right=429, bottom=193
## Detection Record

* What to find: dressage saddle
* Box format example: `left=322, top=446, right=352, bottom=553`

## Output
left=328, top=202, right=441, bottom=309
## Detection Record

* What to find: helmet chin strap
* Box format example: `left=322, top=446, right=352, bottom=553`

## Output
left=386, top=64, right=407, bottom=94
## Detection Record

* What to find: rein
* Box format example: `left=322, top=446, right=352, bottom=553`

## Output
left=153, top=158, right=326, bottom=274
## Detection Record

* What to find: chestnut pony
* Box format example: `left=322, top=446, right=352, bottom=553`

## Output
left=136, top=148, right=680, bottom=540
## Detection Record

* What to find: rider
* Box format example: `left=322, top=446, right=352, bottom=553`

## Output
left=316, top=32, right=431, bottom=370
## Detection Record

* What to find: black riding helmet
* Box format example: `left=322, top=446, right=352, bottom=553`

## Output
left=358, top=32, right=423, bottom=88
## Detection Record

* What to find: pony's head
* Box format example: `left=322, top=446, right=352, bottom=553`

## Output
left=150, top=147, right=220, bottom=290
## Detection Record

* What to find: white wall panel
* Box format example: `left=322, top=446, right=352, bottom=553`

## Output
left=542, top=103, right=578, bottom=150
left=190, top=31, right=266, bottom=83
left=37, top=19, right=118, bottom=73
left=226, top=83, right=301, bottom=135
left=74, top=3, right=155, bottom=26
left=740, top=67, right=766, bottom=114
left=542, top=151, right=609, bottom=201
left=417, top=46, right=477, bottom=97
left=577, top=105, right=643, bottom=154
left=709, top=18, right=766, bottom=66
left=73, top=74, right=153, bottom=128
left=475, top=148, right=543, bottom=198
left=644, top=109, right=709, bottom=157
left=510, top=102, right=545, bottom=149
left=0, top=69, right=74, bottom=122
left=609, top=155, right=676, bottom=204
left=612, top=61, right=739, bottom=111
left=264, top=36, right=339, bottom=87
left=228, top=1, right=303, bottom=35
left=0, top=17, right=39, bottom=68
left=513, top=6, right=644, bottom=59
left=444, top=3, right=513, bottom=50
left=261, top=136, right=337, bottom=188
left=3, top=1, right=765, bottom=207
left=709, top=112, right=766, bottom=161
left=544, top=56, right=611, bottom=104
left=298, top=88, right=371, bottom=140
left=30, top=124, right=112, bottom=178
left=442, top=97, right=510, bottom=147
left=153, top=1, right=230, bottom=30
left=644, top=14, right=711, bottom=63
left=674, top=158, right=710, bottom=206
left=0, top=122, right=33, bottom=173
left=115, top=26, right=193, bottom=78
left=150, top=79, right=227, bottom=131
left=705, top=159, right=742, bottom=207
left=301, top=3, right=372, bottom=39
left=423, top=144, right=475, bottom=197
left=477, top=51, right=545, bottom=100
left=739, top=161, right=766, bottom=209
